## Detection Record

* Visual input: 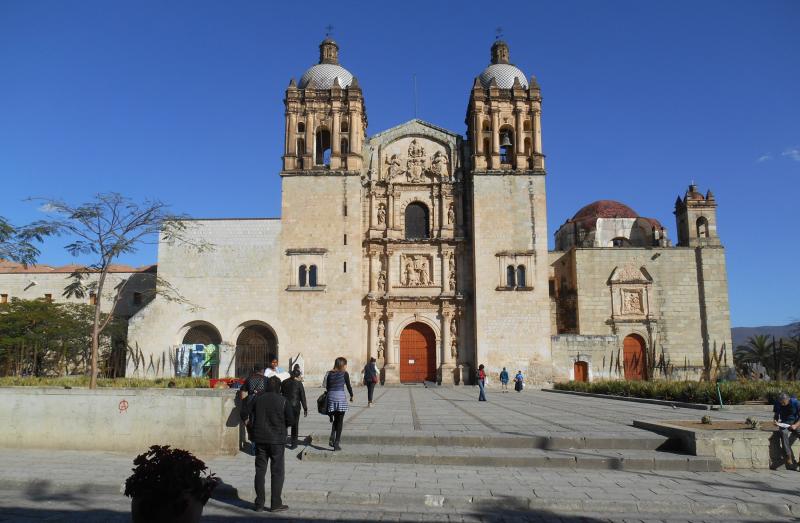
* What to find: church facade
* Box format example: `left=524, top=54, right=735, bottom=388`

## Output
left=120, top=38, right=731, bottom=384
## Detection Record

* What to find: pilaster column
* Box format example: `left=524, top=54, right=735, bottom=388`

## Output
left=515, top=107, right=524, bottom=167
left=305, top=112, right=315, bottom=168
left=440, top=249, right=448, bottom=292
left=368, top=311, right=378, bottom=361
left=473, top=112, right=482, bottom=155
left=387, top=189, right=395, bottom=230
left=385, top=312, right=395, bottom=365
left=332, top=111, right=341, bottom=155
left=491, top=111, right=500, bottom=169
left=384, top=250, right=392, bottom=292
left=287, top=113, right=296, bottom=155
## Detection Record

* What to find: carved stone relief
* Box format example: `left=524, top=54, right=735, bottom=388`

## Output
left=401, top=254, right=434, bottom=287
left=382, top=138, right=450, bottom=184
left=621, top=289, right=644, bottom=315
left=377, top=203, right=386, bottom=226
left=377, top=318, right=386, bottom=358
left=448, top=254, right=456, bottom=291
left=447, top=202, right=455, bottom=225
left=450, top=317, right=458, bottom=359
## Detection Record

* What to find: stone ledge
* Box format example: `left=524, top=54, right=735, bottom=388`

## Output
left=544, top=388, right=712, bottom=410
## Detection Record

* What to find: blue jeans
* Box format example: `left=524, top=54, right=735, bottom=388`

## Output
left=478, top=379, right=486, bottom=401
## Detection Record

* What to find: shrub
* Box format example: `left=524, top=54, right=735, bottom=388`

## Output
left=554, top=379, right=800, bottom=405
left=0, top=376, right=209, bottom=388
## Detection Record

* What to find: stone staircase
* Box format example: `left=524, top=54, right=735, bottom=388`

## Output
left=299, top=431, right=722, bottom=472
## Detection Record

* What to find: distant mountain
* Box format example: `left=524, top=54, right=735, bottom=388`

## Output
left=732, top=322, right=799, bottom=347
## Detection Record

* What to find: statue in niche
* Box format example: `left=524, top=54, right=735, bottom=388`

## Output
left=406, top=139, right=427, bottom=183
left=404, top=261, right=418, bottom=286
left=450, top=318, right=458, bottom=359
left=378, top=318, right=386, bottom=339
left=377, top=338, right=385, bottom=359
left=377, top=203, right=386, bottom=226
left=431, top=150, right=449, bottom=179
left=377, top=271, right=386, bottom=292
left=447, top=203, right=455, bottom=225
left=418, top=259, right=430, bottom=285
left=385, top=154, right=403, bottom=181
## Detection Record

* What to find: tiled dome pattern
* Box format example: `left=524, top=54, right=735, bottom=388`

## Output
left=299, top=63, right=354, bottom=89
left=478, top=63, right=528, bottom=89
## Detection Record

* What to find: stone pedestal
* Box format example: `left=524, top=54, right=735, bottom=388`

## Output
left=383, top=364, right=400, bottom=384
left=438, top=364, right=457, bottom=385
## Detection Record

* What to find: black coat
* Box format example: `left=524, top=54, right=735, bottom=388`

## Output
left=243, top=391, right=295, bottom=444
left=281, top=378, right=308, bottom=412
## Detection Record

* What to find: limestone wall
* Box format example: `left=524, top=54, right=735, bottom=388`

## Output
left=0, top=388, right=239, bottom=455
left=551, top=334, right=617, bottom=381
left=470, top=174, right=552, bottom=382
left=127, top=219, right=284, bottom=377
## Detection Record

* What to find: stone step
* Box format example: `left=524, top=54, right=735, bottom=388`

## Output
left=310, top=430, right=677, bottom=451
left=298, top=443, right=722, bottom=471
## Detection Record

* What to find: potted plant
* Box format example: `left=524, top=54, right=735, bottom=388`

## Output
left=124, top=445, right=219, bottom=523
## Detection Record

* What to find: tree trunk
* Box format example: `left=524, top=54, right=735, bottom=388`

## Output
left=90, top=268, right=109, bottom=389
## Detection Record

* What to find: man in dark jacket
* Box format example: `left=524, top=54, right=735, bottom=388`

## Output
left=244, top=376, right=295, bottom=512
left=281, top=369, right=308, bottom=449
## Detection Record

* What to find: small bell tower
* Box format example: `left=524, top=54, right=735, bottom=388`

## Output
left=674, top=184, right=721, bottom=247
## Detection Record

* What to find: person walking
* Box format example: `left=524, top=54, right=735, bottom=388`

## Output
left=363, top=357, right=379, bottom=407
left=514, top=370, right=524, bottom=392
left=240, top=366, right=266, bottom=443
left=477, top=364, right=487, bottom=401
left=499, top=367, right=509, bottom=393
left=281, top=369, right=308, bottom=449
left=243, top=376, right=295, bottom=513
left=325, top=357, right=354, bottom=451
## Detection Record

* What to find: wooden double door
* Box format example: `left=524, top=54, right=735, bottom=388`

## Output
left=399, top=322, right=437, bottom=383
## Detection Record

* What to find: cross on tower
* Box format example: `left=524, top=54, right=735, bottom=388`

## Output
left=495, top=26, right=503, bottom=40
left=325, top=24, right=334, bottom=38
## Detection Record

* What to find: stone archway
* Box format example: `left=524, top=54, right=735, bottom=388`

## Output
left=623, top=334, right=646, bottom=381
left=235, top=323, right=278, bottom=378
left=399, top=322, right=436, bottom=383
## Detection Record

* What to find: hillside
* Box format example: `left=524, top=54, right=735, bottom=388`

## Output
left=732, top=322, right=799, bottom=347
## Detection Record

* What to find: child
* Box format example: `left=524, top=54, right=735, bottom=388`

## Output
left=514, top=370, right=524, bottom=392
left=499, top=367, right=509, bottom=393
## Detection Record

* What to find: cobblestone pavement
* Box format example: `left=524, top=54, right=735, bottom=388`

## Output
left=0, top=387, right=794, bottom=521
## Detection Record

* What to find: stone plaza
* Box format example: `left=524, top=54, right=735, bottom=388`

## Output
left=0, top=387, right=797, bottom=522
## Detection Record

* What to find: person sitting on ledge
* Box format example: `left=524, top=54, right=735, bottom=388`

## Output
left=771, top=392, right=800, bottom=470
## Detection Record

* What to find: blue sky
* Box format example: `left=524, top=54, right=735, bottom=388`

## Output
left=0, top=1, right=797, bottom=327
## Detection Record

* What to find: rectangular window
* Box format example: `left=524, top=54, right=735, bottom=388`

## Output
left=44, top=294, right=52, bottom=302
left=343, top=204, right=348, bottom=217
left=133, top=292, right=143, bottom=305
left=343, top=261, right=347, bottom=273
left=0, top=294, right=7, bottom=304
left=343, top=234, right=347, bottom=245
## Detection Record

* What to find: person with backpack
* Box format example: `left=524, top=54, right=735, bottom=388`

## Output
left=240, top=366, right=266, bottom=442
left=772, top=392, right=800, bottom=470
left=499, top=367, right=509, bottom=393
left=281, top=369, right=308, bottom=449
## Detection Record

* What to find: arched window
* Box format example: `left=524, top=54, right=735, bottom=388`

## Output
left=315, top=128, right=331, bottom=166
left=506, top=265, right=516, bottom=287
left=298, top=265, right=307, bottom=287
left=483, top=138, right=491, bottom=159
left=309, top=265, right=318, bottom=287
left=516, top=265, right=526, bottom=287
left=341, top=120, right=349, bottom=133
left=341, top=138, right=349, bottom=155
left=523, top=119, right=532, bottom=132
left=696, top=217, right=709, bottom=238
left=499, top=127, right=514, bottom=165
left=296, top=138, right=305, bottom=156
left=481, top=119, right=491, bottom=131
left=404, top=202, right=430, bottom=239
left=524, top=137, right=532, bottom=155
left=297, top=122, right=305, bottom=133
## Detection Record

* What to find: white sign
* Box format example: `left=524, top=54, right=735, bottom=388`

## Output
left=409, top=359, right=415, bottom=364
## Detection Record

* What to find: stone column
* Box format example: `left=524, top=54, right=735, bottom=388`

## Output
left=383, top=312, right=399, bottom=383
left=384, top=251, right=391, bottom=292
left=440, top=311, right=456, bottom=384
left=474, top=112, right=482, bottom=154
left=387, top=189, right=395, bottom=230
left=514, top=107, right=524, bottom=167
left=305, top=112, right=315, bottom=169
left=490, top=111, right=500, bottom=169
left=533, top=107, right=544, bottom=169
left=368, top=311, right=377, bottom=361
left=287, top=112, right=296, bottom=156
left=369, top=252, right=376, bottom=293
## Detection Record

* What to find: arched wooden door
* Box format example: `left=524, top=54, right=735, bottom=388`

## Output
left=399, top=322, right=436, bottom=383
left=623, top=334, right=646, bottom=381
left=574, top=361, right=589, bottom=382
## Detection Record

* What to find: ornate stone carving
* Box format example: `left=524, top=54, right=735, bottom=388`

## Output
left=385, top=154, right=403, bottom=181
left=406, top=139, right=427, bottom=183
left=621, top=289, right=644, bottom=315
left=377, top=203, right=386, bottom=225
left=450, top=317, right=458, bottom=359
left=431, top=150, right=449, bottom=179
left=377, top=318, right=386, bottom=359
left=447, top=203, right=455, bottom=225
left=448, top=255, right=456, bottom=291
left=401, top=254, right=433, bottom=286
left=377, top=271, right=387, bottom=292
left=612, top=262, right=647, bottom=283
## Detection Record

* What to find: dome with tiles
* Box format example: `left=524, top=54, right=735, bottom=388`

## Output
left=477, top=40, right=528, bottom=89
left=298, top=38, right=354, bottom=89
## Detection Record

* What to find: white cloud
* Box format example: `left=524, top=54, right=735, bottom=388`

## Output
left=782, top=147, right=800, bottom=162
left=38, top=203, right=58, bottom=213
left=756, top=154, right=772, bottom=163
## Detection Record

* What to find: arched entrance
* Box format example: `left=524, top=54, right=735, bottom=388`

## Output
left=623, top=334, right=646, bottom=381
left=182, top=324, right=222, bottom=345
left=573, top=361, right=589, bottom=382
left=399, top=322, right=436, bottom=383
left=235, top=324, right=277, bottom=378
left=179, top=323, right=222, bottom=378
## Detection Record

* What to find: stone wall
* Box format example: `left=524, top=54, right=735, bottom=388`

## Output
left=127, top=219, right=284, bottom=377
left=551, top=334, right=617, bottom=381
left=0, top=388, right=239, bottom=455
left=471, top=174, right=552, bottom=382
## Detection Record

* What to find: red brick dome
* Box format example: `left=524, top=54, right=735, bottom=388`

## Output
left=568, top=200, right=662, bottom=230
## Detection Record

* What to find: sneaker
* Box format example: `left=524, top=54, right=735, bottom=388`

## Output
left=270, top=504, right=289, bottom=512
left=253, top=503, right=266, bottom=512
left=333, top=444, right=342, bottom=451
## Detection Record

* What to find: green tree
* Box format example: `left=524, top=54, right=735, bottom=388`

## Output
left=734, top=334, right=774, bottom=375
left=0, top=216, right=47, bottom=266
left=21, top=193, right=210, bottom=388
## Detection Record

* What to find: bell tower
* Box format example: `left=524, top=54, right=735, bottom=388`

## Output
left=466, top=40, right=544, bottom=172
left=674, top=184, right=721, bottom=247
left=282, top=38, right=367, bottom=172
left=466, top=40, right=552, bottom=382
